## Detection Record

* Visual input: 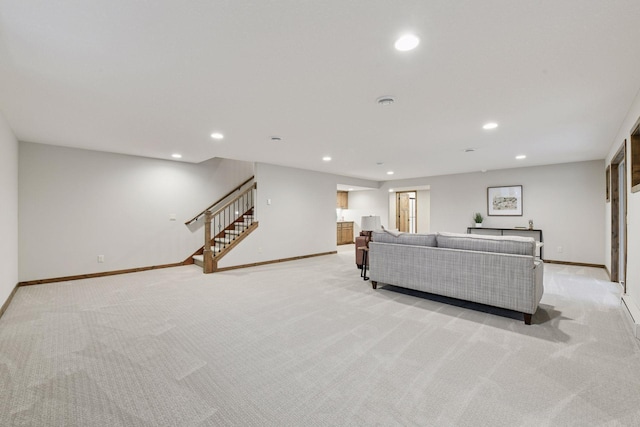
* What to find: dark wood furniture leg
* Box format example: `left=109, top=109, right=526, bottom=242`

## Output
left=358, top=247, right=369, bottom=281
left=523, top=313, right=532, bottom=325
left=371, top=281, right=377, bottom=289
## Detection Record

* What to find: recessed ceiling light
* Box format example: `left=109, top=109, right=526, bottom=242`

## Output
left=394, top=34, right=420, bottom=51
left=322, top=156, right=332, bottom=162
left=376, top=162, right=384, bottom=165
left=210, top=132, right=224, bottom=140
left=269, top=136, right=283, bottom=142
left=171, top=153, right=182, bottom=159
left=483, top=122, right=498, bottom=130
left=389, top=189, right=394, bottom=192
left=464, top=148, right=476, bottom=153
left=348, top=188, right=354, bottom=191
left=376, top=96, right=396, bottom=106
left=516, top=155, right=527, bottom=160
left=387, top=171, right=394, bottom=175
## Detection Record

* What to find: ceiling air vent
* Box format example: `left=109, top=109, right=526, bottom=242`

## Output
left=376, top=96, right=395, bottom=106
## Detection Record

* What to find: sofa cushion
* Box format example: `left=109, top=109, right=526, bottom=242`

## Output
left=436, top=232, right=535, bottom=256
left=382, top=228, right=403, bottom=237
left=372, top=230, right=437, bottom=247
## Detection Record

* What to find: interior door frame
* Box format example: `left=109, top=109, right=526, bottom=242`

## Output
left=610, top=141, right=627, bottom=290
left=396, top=191, right=417, bottom=233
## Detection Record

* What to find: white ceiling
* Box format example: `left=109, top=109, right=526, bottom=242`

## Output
left=2, top=1, right=640, bottom=181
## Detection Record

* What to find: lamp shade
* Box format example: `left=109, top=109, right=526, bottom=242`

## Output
left=361, top=215, right=381, bottom=232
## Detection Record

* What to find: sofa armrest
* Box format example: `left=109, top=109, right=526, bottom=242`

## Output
left=533, top=260, right=544, bottom=309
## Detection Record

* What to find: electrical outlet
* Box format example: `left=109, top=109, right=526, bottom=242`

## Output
left=258, top=247, right=263, bottom=253
left=169, top=213, right=176, bottom=221
left=97, top=255, right=105, bottom=263
left=557, top=246, right=563, bottom=253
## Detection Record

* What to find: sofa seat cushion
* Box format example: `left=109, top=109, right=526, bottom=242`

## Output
left=436, top=232, right=535, bottom=256
left=372, top=230, right=437, bottom=247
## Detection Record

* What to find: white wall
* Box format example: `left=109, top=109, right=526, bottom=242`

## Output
left=386, top=190, right=431, bottom=233
left=15, top=140, right=609, bottom=287
left=416, top=190, right=431, bottom=233
left=348, top=161, right=605, bottom=265
left=0, top=113, right=19, bottom=307
left=218, top=163, right=339, bottom=267
left=605, top=89, right=640, bottom=331
left=340, top=190, right=386, bottom=236
left=19, top=142, right=253, bottom=281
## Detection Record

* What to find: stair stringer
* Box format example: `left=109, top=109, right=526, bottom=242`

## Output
left=191, top=222, right=259, bottom=270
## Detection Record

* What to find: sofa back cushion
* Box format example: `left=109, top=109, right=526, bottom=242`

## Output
left=372, top=230, right=437, bottom=247
left=436, top=232, right=535, bottom=256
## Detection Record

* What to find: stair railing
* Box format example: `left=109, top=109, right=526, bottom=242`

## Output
left=203, top=183, right=256, bottom=273
left=185, top=175, right=254, bottom=225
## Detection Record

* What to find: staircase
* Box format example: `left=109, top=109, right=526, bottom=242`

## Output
left=186, top=179, right=258, bottom=273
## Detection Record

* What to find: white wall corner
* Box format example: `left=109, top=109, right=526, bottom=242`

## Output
left=621, top=295, right=640, bottom=340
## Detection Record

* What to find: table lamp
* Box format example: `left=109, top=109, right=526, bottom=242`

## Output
left=361, top=215, right=381, bottom=238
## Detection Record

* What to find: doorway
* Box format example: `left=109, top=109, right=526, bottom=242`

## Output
left=396, top=191, right=416, bottom=233
left=610, top=142, right=627, bottom=291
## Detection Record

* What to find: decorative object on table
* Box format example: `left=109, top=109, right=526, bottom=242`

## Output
left=487, top=185, right=523, bottom=216
left=528, top=219, right=534, bottom=230
left=473, top=212, right=484, bottom=227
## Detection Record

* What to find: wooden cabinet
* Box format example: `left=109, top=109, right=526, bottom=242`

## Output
left=337, top=222, right=354, bottom=245
left=337, top=191, right=348, bottom=209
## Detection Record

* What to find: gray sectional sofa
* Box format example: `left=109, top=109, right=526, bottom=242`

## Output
left=368, top=231, right=544, bottom=324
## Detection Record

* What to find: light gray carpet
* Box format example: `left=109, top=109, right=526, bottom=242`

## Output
left=1, top=249, right=639, bottom=426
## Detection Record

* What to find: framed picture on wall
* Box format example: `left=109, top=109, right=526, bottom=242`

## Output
left=487, top=185, right=523, bottom=216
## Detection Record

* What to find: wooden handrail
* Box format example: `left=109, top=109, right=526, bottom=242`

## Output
left=185, top=176, right=254, bottom=225
left=208, top=183, right=256, bottom=218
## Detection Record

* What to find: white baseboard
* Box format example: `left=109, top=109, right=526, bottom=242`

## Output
left=621, top=295, right=640, bottom=340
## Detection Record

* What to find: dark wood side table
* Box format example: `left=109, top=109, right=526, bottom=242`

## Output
left=357, top=246, right=369, bottom=281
